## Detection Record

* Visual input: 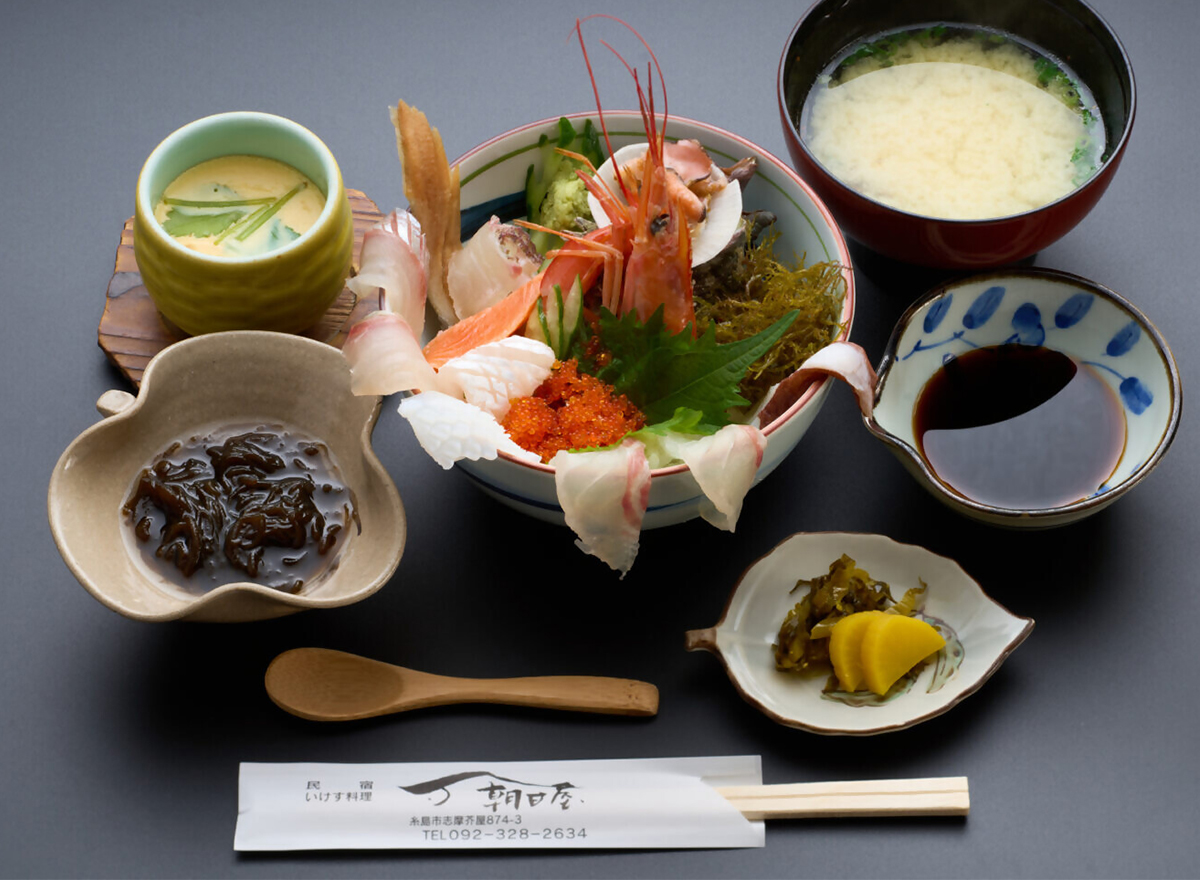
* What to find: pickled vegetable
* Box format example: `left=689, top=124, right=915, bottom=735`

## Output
left=861, top=614, right=946, bottom=696
left=828, top=611, right=886, bottom=693
left=772, top=554, right=899, bottom=674
left=772, top=553, right=940, bottom=696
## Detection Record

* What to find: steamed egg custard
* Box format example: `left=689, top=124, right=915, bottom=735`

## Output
left=154, top=155, right=326, bottom=257
left=803, top=26, right=1105, bottom=220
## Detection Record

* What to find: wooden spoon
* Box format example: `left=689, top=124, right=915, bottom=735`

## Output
left=265, top=648, right=659, bottom=720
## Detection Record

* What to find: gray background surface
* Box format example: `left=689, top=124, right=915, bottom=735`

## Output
left=2, top=1, right=1198, bottom=877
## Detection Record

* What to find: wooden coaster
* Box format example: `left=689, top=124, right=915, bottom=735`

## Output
left=98, top=189, right=387, bottom=388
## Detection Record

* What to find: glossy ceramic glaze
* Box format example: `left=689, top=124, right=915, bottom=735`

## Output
left=447, top=111, right=855, bottom=528
left=48, top=332, right=405, bottom=622
left=134, top=112, right=354, bottom=335
left=868, top=269, right=1181, bottom=526
left=777, top=0, right=1135, bottom=269
left=686, top=532, right=1034, bottom=735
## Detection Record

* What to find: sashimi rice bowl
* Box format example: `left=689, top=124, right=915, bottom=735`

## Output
left=342, top=20, right=855, bottom=575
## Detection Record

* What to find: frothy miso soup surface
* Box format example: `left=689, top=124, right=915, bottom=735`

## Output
left=154, top=155, right=326, bottom=257
left=803, top=27, right=1104, bottom=220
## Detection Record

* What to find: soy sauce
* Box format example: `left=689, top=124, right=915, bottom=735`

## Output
left=913, top=345, right=1125, bottom=510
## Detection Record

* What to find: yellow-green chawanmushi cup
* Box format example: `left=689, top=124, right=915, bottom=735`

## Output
left=134, top=111, right=353, bottom=336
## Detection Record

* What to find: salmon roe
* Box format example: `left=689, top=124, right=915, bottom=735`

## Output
left=502, top=360, right=645, bottom=462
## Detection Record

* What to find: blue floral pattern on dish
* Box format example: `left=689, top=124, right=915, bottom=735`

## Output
left=1008, top=303, right=1045, bottom=346
left=923, top=293, right=953, bottom=333
left=962, top=285, right=1005, bottom=329
left=900, top=286, right=1153, bottom=416
left=1055, top=293, right=1093, bottom=328
left=1106, top=321, right=1141, bottom=357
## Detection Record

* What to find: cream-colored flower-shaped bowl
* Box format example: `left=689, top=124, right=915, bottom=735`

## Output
left=48, top=332, right=405, bottom=622
left=686, top=532, right=1033, bottom=735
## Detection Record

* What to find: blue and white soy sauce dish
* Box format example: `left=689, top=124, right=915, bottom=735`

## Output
left=807, top=268, right=1181, bottom=528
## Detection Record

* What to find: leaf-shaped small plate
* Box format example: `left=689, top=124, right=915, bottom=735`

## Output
left=686, top=532, right=1032, bottom=735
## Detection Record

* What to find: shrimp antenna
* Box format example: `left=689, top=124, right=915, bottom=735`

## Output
left=574, top=19, right=628, bottom=201
left=574, top=16, right=669, bottom=199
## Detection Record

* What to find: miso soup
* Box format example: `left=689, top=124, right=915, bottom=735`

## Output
left=801, top=25, right=1106, bottom=220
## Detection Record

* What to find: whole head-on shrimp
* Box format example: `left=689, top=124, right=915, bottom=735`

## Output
left=574, top=16, right=696, bottom=336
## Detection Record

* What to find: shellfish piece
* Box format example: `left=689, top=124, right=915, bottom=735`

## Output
left=346, top=209, right=428, bottom=336
left=861, top=614, right=947, bottom=697
left=551, top=439, right=651, bottom=577
left=342, top=310, right=439, bottom=397
left=436, top=336, right=556, bottom=420
left=391, top=100, right=460, bottom=327
left=447, top=216, right=541, bottom=321
left=397, top=390, right=540, bottom=470
left=663, top=139, right=724, bottom=185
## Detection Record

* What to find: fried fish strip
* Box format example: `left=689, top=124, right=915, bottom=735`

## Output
left=391, top=100, right=460, bottom=327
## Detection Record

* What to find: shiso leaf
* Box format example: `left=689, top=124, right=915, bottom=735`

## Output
left=591, top=306, right=797, bottom=427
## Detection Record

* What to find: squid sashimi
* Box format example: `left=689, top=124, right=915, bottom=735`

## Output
left=552, top=440, right=651, bottom=577
left=437, top=336, right=556, bottom=420
left=667, top=425, right=767, bottom=532
left=346, top=210, right=428, bottom=335
left=398, top=391, right=540, bottom=470
left=448, top=217, right=541, bottom=320
left=392, top=100, right=460, bottom=327
left=343, top=310, right=439, bottom=397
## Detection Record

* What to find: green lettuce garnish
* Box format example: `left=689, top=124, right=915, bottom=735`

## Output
left=160, top=209, right=243, bottom=239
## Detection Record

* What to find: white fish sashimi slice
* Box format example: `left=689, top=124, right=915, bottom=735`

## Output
left=552, top=440, right=651, bottom=578
left=587, top=143, right=743, bottom=267
left=794, top=342, right=877, bottom=417
left=343, top=310, right=439, bottom=397
left=436, top=336, right=556, bottom=420
left=398, top=391, right=540, bottom=470
left=346, top=210, right=428, bottom=335
left=447, top=216, right=541, bottom=321
left=667, top=425, right=766, bottom=532
left=756, top=342, right=878, bottom=427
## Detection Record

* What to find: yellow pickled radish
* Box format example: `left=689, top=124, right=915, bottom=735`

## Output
left=861, top=614, right=947, bottom=696
left=829, top=611, right=885, bottom=692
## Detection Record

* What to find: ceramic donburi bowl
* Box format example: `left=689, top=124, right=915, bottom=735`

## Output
left=48, top=332, right=405, bottom=622
left=446, top=111, right=855, bottom=529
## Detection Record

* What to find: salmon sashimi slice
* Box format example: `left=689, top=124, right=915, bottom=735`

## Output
left=423, top=272, right=546, bottom=369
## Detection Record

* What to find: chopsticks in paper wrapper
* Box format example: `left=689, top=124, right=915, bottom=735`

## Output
left=235, top=757, right=967, bottom=851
